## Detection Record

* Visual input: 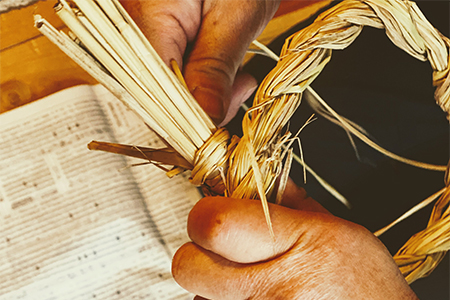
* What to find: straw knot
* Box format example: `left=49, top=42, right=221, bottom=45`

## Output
left=190, top=127, right=232, bottom=195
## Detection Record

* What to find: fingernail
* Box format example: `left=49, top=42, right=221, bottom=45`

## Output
left=220, top=84, right=257, bottom=126
left=241, top=85, right=257, bottom=104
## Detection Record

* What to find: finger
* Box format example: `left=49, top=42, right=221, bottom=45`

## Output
left=187, top=196, right=334, bottom=263
left=173, top=225, right=411, bottom=300
left=120, top=0, right=201, bottom=67
left=280, top=178, right=330, bottom=214
left=218, top=71, right=257, bottom=126
left=183, top=0, right=279, bottom=123
left=173, top=239, right=317, bottom=300
left=172, top=242, right=257, bottom=300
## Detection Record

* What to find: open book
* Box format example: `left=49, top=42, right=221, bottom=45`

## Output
left=0, top=84, right=201, bottom=299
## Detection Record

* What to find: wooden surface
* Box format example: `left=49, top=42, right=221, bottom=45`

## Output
left=0, top=0, right=330, bottom=113
left=0, top=1, right=97, bottom=113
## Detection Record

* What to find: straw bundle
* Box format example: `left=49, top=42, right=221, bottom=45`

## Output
left=35, top=0, right=450, bottom=283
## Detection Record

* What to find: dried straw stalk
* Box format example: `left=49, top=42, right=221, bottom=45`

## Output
left=36, top=0, right=450, bottom=283
left=36, top=0, right=293, bottom=236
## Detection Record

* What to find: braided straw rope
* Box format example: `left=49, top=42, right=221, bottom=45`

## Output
left=394, top=185, right=450, bottom=283
left=246, top=0, right=450, bottom=283
left=193, top=0, right=450, bottom=202
left=36, top=0, right=449, bottom=284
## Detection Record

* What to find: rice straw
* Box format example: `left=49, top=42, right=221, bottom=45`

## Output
left=36, top=0, right=450, bottom=283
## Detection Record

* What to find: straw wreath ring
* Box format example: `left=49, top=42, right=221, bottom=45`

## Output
left=36, top=0, right=449, bottom=284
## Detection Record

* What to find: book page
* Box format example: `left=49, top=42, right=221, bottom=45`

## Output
left=0, top=85, right=190, bottom=299
left=93, top=85, right=203, bottom=256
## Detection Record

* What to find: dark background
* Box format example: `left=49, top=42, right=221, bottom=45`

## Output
left=229, top=1, right=450, bottom=299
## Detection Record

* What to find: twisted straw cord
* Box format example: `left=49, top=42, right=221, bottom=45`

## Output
left=213, top=0, right=450, bottom=283
left=257, top=0, right=449, bottom=114
left=393, top=184, right=450, bottom=283
left=193, top=0, right=450, bottom=201
left=38, top=0, right=450, bottom=283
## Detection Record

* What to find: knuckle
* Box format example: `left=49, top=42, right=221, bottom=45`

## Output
left=187, top=55, right=235, bottom=83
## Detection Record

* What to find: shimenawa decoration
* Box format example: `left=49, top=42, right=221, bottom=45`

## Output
left=35, top=0, right=450, bottom=284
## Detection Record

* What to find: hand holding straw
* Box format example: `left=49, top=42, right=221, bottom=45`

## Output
left=36, top=0, right=450, bottom=283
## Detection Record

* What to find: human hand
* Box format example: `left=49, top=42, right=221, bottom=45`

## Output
left=121, top=0, right=280, bottom=125
left=172, top=181, right=418, bottom=299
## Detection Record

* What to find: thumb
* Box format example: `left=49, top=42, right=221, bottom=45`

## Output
left=219, top=71, right=257, bottom=126
left=185, top=196, right=335, bottom=263
left=173, top=197, right=415, bottom=300
left=184, top=1, right=278, bottom=124
left=172, top=197, right=354, bottom=299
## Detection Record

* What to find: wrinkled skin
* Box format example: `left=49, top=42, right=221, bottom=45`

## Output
left=172, top=181, right=417, bottom=299
left=121, top=1, right=418, bottom=299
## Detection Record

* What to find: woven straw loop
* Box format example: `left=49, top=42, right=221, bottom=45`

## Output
left=260, top=0, right=450, bottom=118
left=39, top=0, right=450, bottom=285
left=249, top=0, right=450, bottom=283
